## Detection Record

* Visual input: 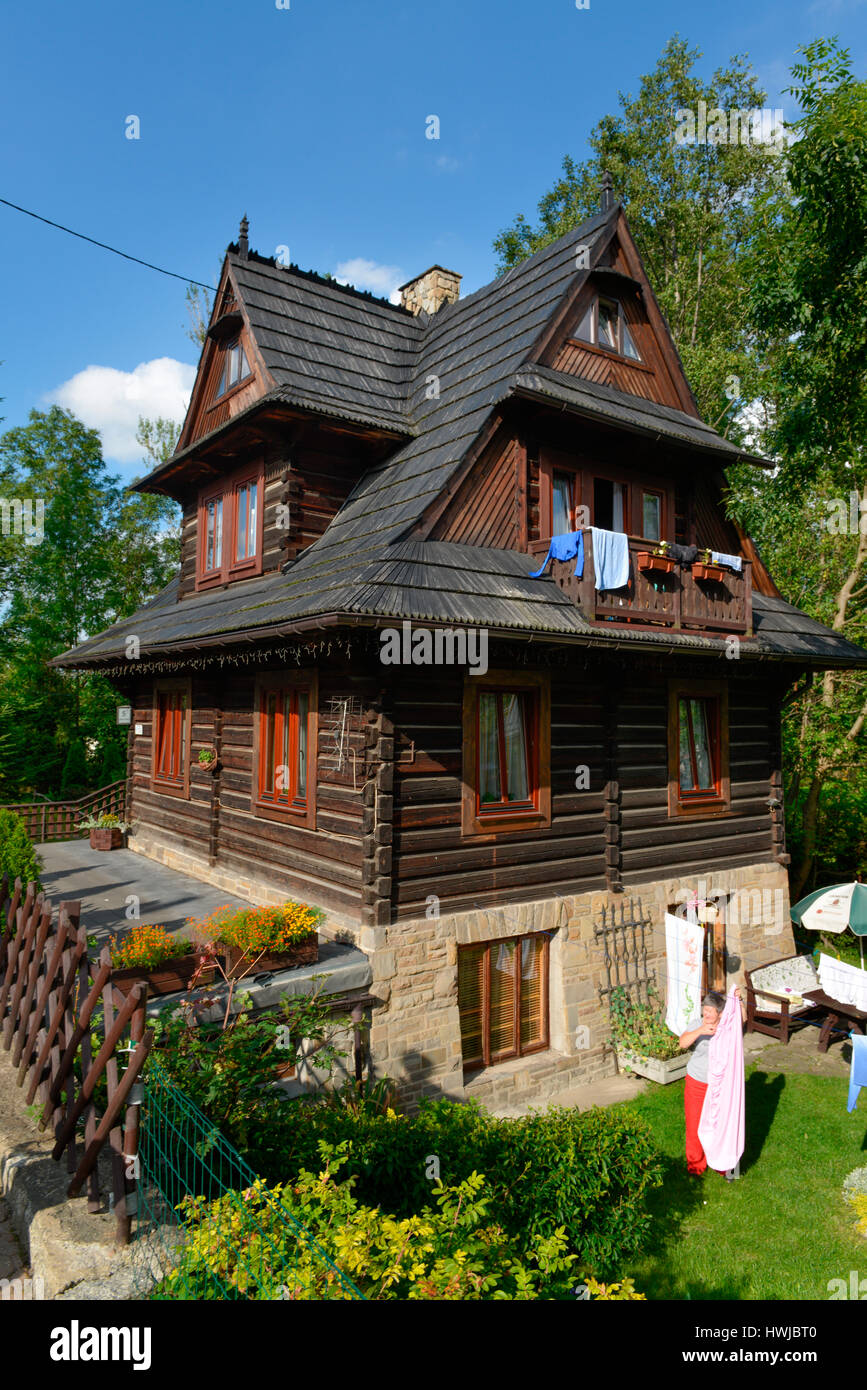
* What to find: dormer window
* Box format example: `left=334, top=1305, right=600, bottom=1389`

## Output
left=215, top=338, right=251, bottom=399
left=572, top=298, right=640, bottom=361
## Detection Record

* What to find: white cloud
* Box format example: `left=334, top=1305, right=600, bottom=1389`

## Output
left=45, top=357, right=196, bottom=463
left=335, top=257, right=405, bottom=304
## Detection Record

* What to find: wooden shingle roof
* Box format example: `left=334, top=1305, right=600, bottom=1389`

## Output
left=54, top=205, right=866, bottom=672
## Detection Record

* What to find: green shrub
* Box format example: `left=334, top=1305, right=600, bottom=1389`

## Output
left=156, top=1148, right=642, bottom=1301
left=0, top=808, right=42, bottom=888
left=242, top=1089, right=663, bottom=1277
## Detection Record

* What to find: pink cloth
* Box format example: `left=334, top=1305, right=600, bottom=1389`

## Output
left=697, top=988, right=745, bottom=1171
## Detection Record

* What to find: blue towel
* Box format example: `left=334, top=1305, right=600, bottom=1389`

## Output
left=529, top=530, right=584, bottom=578
left=590, top=527, right=630, bottom=591
left=711, top=551, right=743, bottom=572
left=847, top=1032, right=867, bottom=1112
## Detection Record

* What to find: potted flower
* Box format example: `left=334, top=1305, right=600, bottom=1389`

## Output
left=109, top=924, right=216, bottom=998
left=692, top=548, right=726, bottom=583
left=609, top=985, right=687, bottom=1084
left=79, top=812, right=131, bottom=850
left=197, top=746, right=218, bottom=772
left=637, top=539, right=676, bottom=575
left=205, top=901, right=323, bottom=973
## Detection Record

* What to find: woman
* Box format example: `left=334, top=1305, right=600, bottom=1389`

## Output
left=679, top=989, right=740, bottom=1177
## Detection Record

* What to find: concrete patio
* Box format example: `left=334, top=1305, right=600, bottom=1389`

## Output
left=34, top=838, right=373, bottom=1020
left=36, top=840, right=252, bottom=945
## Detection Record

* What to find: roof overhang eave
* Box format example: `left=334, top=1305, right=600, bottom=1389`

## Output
left=508, top=382, right=774, bottom=470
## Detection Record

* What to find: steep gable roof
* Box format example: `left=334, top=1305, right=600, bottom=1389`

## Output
left=58, top=201, right=833, bottom=672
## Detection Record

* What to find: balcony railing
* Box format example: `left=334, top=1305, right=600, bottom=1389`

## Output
left=546, top=533, right=753, bottom=636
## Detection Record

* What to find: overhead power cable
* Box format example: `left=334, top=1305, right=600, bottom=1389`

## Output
left=0, top=197, right=217, bottom=291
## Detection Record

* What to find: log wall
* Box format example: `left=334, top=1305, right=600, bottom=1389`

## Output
left=123, top=654, right=784, bottom=929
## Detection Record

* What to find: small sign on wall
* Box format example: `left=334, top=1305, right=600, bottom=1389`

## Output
left=117, top=705, right=132, bottom=726
left=134, top=723, right=144, bottom=736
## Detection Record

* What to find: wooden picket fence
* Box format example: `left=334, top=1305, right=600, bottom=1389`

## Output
left=0, top=876, right=152, bottom=1244
left=1, top=780, right=126, bottom=844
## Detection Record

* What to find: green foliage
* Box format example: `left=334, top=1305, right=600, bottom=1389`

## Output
left=59, top=741, right=89, bottom=799
left=746, top=39, right=867, bottom=483
left=156, top=1148, right=638, bottom=1301
left=493, top=35, right=786, bottom=429
left=0, top=808, right=42, bottom=887
left=241, top=1088, right=663, bottom=1276
left=609, top=985, right=682, bottom=1061
left=0, top=406, right=181, bottom=800
left=151, top=988, right=350, bottom=1153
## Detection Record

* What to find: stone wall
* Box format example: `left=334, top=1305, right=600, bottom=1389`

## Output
left=364, top=859, right=793, bottom=1111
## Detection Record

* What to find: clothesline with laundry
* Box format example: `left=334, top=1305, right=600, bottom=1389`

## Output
left=529, top=526, right=630, bottom=590
left=528, top=528, right=744, bottom=590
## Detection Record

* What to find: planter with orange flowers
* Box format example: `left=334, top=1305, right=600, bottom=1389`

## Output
left=200, top=901, right=324, bottom=975
left=109, top=924, right=215, bottom=998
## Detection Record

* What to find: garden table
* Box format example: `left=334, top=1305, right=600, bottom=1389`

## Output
left=802, top=990, right=867, bottom=1054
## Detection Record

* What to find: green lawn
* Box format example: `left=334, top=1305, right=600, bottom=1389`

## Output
left=624, top=1067, right=867, bottom=1300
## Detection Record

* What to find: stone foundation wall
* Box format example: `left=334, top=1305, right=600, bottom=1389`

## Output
left=364, top=860, right=793, bottom=1111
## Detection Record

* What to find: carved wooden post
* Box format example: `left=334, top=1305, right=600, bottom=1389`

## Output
left=603, top=694, right=623, bottom=893
left=362, top=689, right=394, bottom=929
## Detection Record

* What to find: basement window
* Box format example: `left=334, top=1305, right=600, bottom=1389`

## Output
left=458, top=933, right=550, bottom=1071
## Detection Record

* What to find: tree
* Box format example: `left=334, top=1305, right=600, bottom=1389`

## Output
left=493, top=35, right=787, bottom=430
left=0, top=407, right=181, bottom=799
left=731, top=38, right=867, bottom=895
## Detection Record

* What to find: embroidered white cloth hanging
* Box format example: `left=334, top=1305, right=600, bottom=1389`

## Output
left=818, top=953, right=867, bottom=1013
left=665, top=912, right=704, bottom=1035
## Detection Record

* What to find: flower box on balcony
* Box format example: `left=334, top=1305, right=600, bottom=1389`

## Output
left=693, top=561, right=727, bottom=583
left=637, top=550, right=676, bottom=575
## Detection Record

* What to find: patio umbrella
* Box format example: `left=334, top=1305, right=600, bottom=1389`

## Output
left=790, top=882, right=867, bottom=969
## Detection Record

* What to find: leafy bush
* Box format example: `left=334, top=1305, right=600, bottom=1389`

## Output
left=150, top=988, right=350, bottom=1152
left=0, top=808, right=42, bottom=888
left=156, top=1146, right=643, bottom=1301
left=242, top=1089, right=663, bottom=1276
left=609, top=985, right=681, bottom=1061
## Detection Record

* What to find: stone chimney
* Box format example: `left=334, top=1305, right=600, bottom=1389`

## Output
left=398, top=265, right=461, bottom=316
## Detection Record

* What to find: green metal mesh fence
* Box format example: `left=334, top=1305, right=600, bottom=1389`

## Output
left=130, top=1055, right=364, bottom=1300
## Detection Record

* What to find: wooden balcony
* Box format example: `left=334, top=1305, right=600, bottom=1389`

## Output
left=546, top=533, right=753, bottom=636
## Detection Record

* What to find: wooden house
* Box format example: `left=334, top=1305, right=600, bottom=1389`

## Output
left=56, top=190, right=867, bottom=1109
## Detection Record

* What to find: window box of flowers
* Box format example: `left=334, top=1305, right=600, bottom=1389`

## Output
left=79, top=812, right=131, bottom=851
left=109, top=924, right=215, bottom=998
left=637, top=542, right=676, bottom=576
left=692, top=550, right=727, bottom=583
left=609, top=985, right=687, bottom=1084
left=209, top=901, right=323, bottom=974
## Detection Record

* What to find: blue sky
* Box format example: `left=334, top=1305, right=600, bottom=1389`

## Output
left=1, top=0, right=865, bottom=480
